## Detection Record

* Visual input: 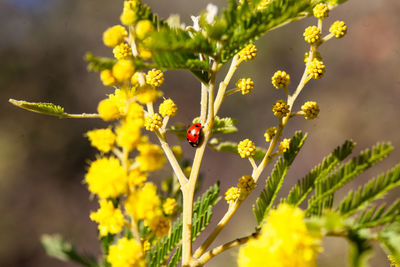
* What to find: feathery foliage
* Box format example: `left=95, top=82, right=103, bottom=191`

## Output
left=9, top=99, right=65, bottom=117
left=354, top=200, right=400, bottom=229
left=253, top=131, right=307, bottom=225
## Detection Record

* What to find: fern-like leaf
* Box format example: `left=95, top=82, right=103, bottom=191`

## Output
left=354, top=200, right=400, bottom=229
left=167, top=246, right=182, bottom=267
left=253, top=131, right=307, bottom=225
left=9, top=99, right=65, bottom=116
left=286, top=140, right=355, bottom=206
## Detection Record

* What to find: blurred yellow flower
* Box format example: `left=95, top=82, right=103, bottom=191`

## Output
left=90, top=199, right=125, bottom=236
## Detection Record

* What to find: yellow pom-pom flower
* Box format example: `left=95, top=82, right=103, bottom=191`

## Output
left=144, top=113, right=162, bottom=131
left=238, top=204, right=322, bottom=267
left=279, top=138, right=291, bottom=153
left=125, top=182, right=161, bottom=221
left=126, top=101, right=144, bottom=122
left=236, top=78, right=254, bottom=95
left=257, top=0, right=271, bottom=10
left=307, top=59, right=326, bottom=79
left=120, top=1, right=139, bottom=26
left=87, top=128, right=116, bottom=153
left=100, top=69, right=117, bottom=87
left=103, top=25, right=127, bottom=47
left=137, top=85, right=163, bottom=104
left=237, top=176, right=255, bottom=198
left=116, top=121, right=142, bottom=151
left=146, top=69, right=164, bottom=87
left=163, top=198, right=178, bottom=215
left=138, top=45, right=153, bottom=59
left=112, top=59, right=135, bottom=83
left=90, top=200, right=125, bottom=237
left=301, top=101, right=320, bottom=120
left=136, top=143, right=166, bottom=172
left=238, top=139, right=256, bottom=158
left=113, top=43, right=133, bottom=60
left=159, top=98, right=177, bottom=118
left=313, top=3, right=329, bottom=19
left=131, top=72, right=140, bottom=88
left=128, top=169, right=148, bottom=190
left=98, top=99, right=120, bottom=121
left=330, top=21, right=347, bottom=38
left=238, top=43, right=258, bottom=61
left=303, top=26, right=321, bottom=44
left=304, top=51, right=322, bottom=65
left=264, top=126, right=277, bottom=142
left=85, top=157, right=128, bottom=198
left=107, top=237, right=145, bottom=267
left=135, top=20, right=155, bottom=40
left=225, top=187, right=241, bottom=205
left=147, top=216, right=170, bottom=237
left=272, top=70, right=291, bottom=89
left=272, top=100, right=290, bottom=117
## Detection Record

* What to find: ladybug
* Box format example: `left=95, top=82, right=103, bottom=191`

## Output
left=186, top=123, right=202, bottom=147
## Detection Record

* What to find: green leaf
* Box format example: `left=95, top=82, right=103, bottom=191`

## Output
left=193, top=116, right=238, bottom=134
left=253, top=131, right=307, bottom=225
left=148, top=182, right=220, bottom=267
left=208, top=141, right=267, bottom=161
left=354, top=200, right=400, bottom=229
left=85, top=52, right=116, bottom=72
left=167, top=246, right=182, bottom=267
left=338, top=163, right=400, bottom=217
left=41, top=234, right=98, bottom=267
left=307, top=142, right=393, bottom=216
left=286, top=140, right=355, bottom=206
left=10, top=99, right=64, bottom=116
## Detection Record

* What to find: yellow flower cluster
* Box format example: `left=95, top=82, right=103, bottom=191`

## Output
left=147, top=216, right=170, bottom=237
left=237, top=176, right=255, bottom=197
left=264, top=126, right=277, bottom=142
left=271, top=70, right=291, bottom=89
left=301, top=101, right=320, bottom=120
left=279, top=138, right=291, bottom=153
left=144, top=113, right=162, bottom=131
left=159, top=98, right=177, bottom=117
left=304, top=51, right=322, bottom=65
left=272, top=100, right=290, bottom=117
left=113, top=43, right=133, bottom=60
left=116, top=121, right=142, bottom=151
left=120, top=0, right=139, bottom=26
left=303, top=26, right=321, bottom=44
left=224, top=186, right=241, bottom=205
left=125, top=182, right=161, bottom=221
left=128, top=169, right=148, bottom=190
left=238, top=43, right=258, bottom=61
left=103, top=25, right=127, bottom=47
left=107, top=237, right=145, bottom=267
left=87, top=128, right=116, bottom=153
left=330, top=21, right=347, bottom=38
left=135, top=20, right=154, bottom=40
left=307, top=59, right=326, bottom=79
left=238, top=139, right=256, bottom=158
left=85, top=157, right=128, bottom=199
left=100, top=69, right=117, bottom=87
left=90, top=200, right=125, bottom=236
left=238, top=204, right=322, bottom=267
left=146, top=69, right=164, bottom=87
left=137, top=85, right=162, bottom=104
left=163, top=198, right=178, bottom=215
left=313, top=3, right=329, bottom=19
left=98, top=99, right=120, bottom=121
left=236, top=78, right=254, bottom=95
left=113, top=59, right=135, bottom=82
left=257, top=0, right=271, bottom=10
left=136, top=143, right=166, bottom=172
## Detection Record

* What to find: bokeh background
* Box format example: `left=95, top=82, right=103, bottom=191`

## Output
left=1, top=0, right=399, bottom=266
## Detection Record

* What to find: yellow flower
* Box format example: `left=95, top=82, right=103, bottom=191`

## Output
left=389, top=255, right=399, bottom=267
left=146, top=69, right=164, bottom=87
left=85, top=157, right=128, bottom=198
left=120, top=1, right=139, bottom=26
left=257, top=0, right=271, bottom=10
left=236, top=78, right=254, bottom=95
left=113, top=43, right=133, bottom=60
left=128, top=169, right=148, bottom=190
left=126, top=101, right=144, bottom=123
left=147, top=216, right=170, bottom=237
left=144, top=113, right=162, bottom=131
left=304, top=51, right=322, bottom=65
left=100, top=69, right=117, bottom=87
left=98, top=99, right=120, bottom=121
left=279, top=138, right=291, bottom=153
left=330, top=21, right=347, bottom=38
left=237, top=176, right=255, bottom=198
left=238, top=139, right=256, bottom=158
left=138, top=45, right=152, bottom=59
left=87, top=128, right=116, bottom=153
left=159, top=98, right=178, bottom=118
left=264, top=126, right=277, bottom=142
left=238, top=43, right=257, bottom=61
left=116, top=120, right=142, bottom=151
left=163, top=198, right=178, bottom=215
left=238, top=204, right=322, bottom=267
left=136, top=142, right=166, bottom=171
left=131, top=72, right=140, bottom=88
left=135, top=20, right=155, bottom=40
left=272, top=70, right=291, bottom=89
left=125, top=182, right=161, bottom=221
left=112, top=59, right=135, bottom=83
left=272, top=100, right=290, bottom=117
left=301, top=101, right=320, bottom=120
left=90, top=200, right=125, bottom=236
left=313, top=3, right=329, bottom=19
left=143, top=240, right=151, bottom=252
left=108, top=88, right=133, bottom=114
left=307, top=59, right=326, bottom=79
left=136, top=84, right=162, bottom=104
left=107, top=237, right=145, bottom=267
left=225, top=187, right=241, bottom=205
left=303, top=26, right=321, bottom=44
left=103, top=25, right=127, bottom=47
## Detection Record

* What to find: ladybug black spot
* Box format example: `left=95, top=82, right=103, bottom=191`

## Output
left=195, top=124, right=200, bottom=127
left=194, top=134, right=197, bottom=136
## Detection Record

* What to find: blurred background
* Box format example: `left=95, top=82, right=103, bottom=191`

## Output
left=0, top=0, right=399, bottom=266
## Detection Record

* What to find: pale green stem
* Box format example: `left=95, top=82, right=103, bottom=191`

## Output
left=249, top=157, right=257, bottom=170
left=321, top=33, right=334, bottom=43
left=161, top=115, right=170, bottom=133
left=224, top=88, right=240, bottom=97
left=61, top=113, right=101, bottom=119
left=200, top=83, right=208, bottom=125
left=146, top=102, right=154, bottom=114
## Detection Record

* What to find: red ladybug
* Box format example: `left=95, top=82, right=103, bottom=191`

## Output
left=186, top=123, right=202, bottom=147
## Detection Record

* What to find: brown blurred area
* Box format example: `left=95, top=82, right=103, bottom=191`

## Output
left=0, top=0, right=399, bottom=266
